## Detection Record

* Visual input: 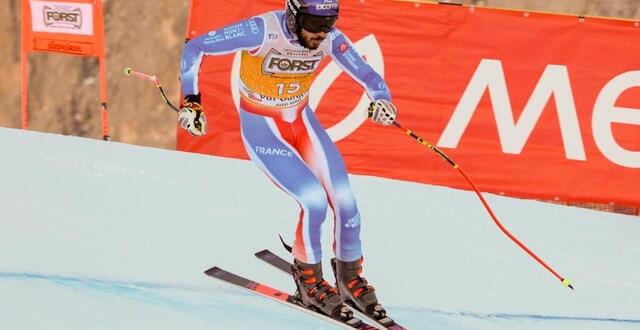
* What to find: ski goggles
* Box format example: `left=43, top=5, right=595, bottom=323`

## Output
left=300, top=14, right=337, bottom=33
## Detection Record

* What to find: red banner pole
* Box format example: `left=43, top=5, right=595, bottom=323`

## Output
left=21, top=51, right=28, bottom=130
left=99, top=55, right=109, bottom=140
left=95, top=0, right=109, bottom=140
left=20, top=0, right=29, bottom=130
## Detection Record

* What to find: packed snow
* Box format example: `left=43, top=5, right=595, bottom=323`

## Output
left=1, top=128, right=638, bottom=329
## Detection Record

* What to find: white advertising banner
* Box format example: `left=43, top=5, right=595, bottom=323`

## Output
left=29, top=0, right=94, bottom=36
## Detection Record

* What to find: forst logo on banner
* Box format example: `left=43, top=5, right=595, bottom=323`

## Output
left=29, top=0, right=94, bottom=36
left=43, top=5, right=82, bottom=29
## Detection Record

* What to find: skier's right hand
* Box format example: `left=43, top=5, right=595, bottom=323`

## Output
left=178, top=95, right=207, bottom=136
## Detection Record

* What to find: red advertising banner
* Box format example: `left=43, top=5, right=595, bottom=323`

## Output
left=21, top=0, right=109, bottom=139
left=181, top=0, right=640, bottom=206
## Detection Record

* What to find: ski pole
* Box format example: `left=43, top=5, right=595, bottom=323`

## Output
left=392, top=120, right=574, bottom=290
left=123, top=67, right=180, bottom=113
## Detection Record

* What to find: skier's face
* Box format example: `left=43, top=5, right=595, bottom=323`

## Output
left=299, top=28, right=327, bottom=50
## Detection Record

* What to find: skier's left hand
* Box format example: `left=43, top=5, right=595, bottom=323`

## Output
left=367, top=99, right=397, bottom=126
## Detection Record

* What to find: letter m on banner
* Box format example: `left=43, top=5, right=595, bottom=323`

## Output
left=21, top=0, right=109, bottom=140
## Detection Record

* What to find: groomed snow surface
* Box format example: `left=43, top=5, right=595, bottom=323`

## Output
left=1, top=128, right=638, bottom=329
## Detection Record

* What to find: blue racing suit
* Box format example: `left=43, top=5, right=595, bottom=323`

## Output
left=181, top=11, right=391, bottom=263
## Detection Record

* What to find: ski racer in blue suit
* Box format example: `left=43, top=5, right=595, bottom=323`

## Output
left=179, top=0, right=398, bottom=321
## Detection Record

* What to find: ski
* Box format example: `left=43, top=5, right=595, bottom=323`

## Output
left=254, top=249, right=407, bottom=330
left=204, top=266, right=378, bottom=329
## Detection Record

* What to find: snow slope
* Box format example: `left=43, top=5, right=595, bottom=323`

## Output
left=1, top=128, right=638, bottom=329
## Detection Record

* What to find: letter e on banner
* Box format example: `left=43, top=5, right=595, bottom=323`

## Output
left=593, top=71, right=640, bottom=168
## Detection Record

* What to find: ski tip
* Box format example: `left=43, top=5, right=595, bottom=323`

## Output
left=254, top=249, right=270, bottom=258
left=204, top=266, right=222, bottom=277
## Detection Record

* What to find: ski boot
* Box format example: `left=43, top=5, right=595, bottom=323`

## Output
left=331, top=257, right=395, bottom=326
left=292, top=259, right=353, bottom=320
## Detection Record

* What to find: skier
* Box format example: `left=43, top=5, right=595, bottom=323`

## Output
left=179, top=0, right=398, bottom=320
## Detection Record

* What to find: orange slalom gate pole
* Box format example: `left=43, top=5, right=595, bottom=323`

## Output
left=392, top=121, right=574, bottom=290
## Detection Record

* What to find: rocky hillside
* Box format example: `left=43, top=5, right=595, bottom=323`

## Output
left=0, top=0, right=189, bottom=149
left=0, top=0, right=638, bottom=149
